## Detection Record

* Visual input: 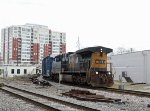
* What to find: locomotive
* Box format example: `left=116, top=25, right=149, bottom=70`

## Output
left=42, top=46, right=114, bottom=87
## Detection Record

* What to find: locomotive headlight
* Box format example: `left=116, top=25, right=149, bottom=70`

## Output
left=100, top=48, right=103, bottom=52
left=108, top=72, right=111, bottom=74
left=96, top=72, right=98, bottom=74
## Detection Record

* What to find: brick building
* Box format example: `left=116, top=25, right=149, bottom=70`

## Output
left=1, top=23, right=66, bottom=65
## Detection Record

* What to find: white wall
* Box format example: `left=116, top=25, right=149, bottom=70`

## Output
left=110, top=50, right=150, bottom=84
left=0, top=66, right=37, bottom=78
left=143, top=51, right=150, bottom=84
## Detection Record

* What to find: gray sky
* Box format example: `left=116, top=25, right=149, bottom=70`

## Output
left=0, top=0, right=150, bottom=52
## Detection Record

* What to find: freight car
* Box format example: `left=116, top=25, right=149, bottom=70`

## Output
left=42, top=46, right=114, bottom=87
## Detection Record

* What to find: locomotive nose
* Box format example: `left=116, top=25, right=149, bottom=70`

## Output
left=90, top=71, right=114, bottom=87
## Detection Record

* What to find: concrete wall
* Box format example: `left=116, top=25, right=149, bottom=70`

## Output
left=143, top=51, right=150, bottom=84
left=110, top=50, right=150, bottom=84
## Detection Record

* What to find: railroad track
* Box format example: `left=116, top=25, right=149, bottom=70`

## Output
left=0, top=84, right=100, bottom=111
left=98, top=87, right=150, bottom=98
left=58, top=82, right=150, bottom=98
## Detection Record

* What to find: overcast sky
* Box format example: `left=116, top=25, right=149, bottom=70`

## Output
left=0, top=0, right=150, bottom=52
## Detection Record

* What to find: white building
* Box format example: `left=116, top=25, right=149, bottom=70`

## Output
left=0, top=65, right=39, bottom=78
left=51, top=31, right=66, bottom=56
left=1, top=23, right=66, bottom=65
left=110, top=50, right=150, bottom=84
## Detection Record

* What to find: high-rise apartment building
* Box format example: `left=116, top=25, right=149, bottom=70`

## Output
left=1, top=23, right=66, bottom=65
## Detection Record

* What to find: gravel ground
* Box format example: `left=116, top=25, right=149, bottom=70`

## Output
left=1, top=78, right=150, bottom=111
left=112, top=81, right=150, bottom=92
left=0, top=90, right=45, bottom=111
left=2, top=87, right=80, bottom=111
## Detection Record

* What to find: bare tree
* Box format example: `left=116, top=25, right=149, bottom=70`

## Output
left=116, top=47, right=126, bottom=54
left=115, top=47, right=136, bottom=54
left=126, top=48, right=136, bottom=53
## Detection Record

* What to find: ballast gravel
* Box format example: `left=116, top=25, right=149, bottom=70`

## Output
left=1, top=79, right=150, bottom=111
left=0, top=91, right=44, bottom=111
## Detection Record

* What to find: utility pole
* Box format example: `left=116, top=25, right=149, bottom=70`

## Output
left=76, top=36, right=80, bottom=50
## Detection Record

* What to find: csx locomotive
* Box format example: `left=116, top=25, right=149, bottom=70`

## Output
left=42, top=46, right=113, bottom=87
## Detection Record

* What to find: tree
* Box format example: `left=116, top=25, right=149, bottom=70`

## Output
left=126, top=48, right=136, bottom=53
left=116, top=47, right=126, bottom=54
left=115, top=47, right=136, bottom=55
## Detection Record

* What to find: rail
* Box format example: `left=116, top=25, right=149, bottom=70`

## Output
left=0, top=87, right=59, bottom=111
left=1, top=84, right=100, bottom=111
left=59, top=82, right=150, bottom=98
left=98, top=87, right=150, bottom=98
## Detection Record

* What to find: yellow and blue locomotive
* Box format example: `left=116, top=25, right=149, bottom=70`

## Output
left=42, top=46, right=113, bottom=87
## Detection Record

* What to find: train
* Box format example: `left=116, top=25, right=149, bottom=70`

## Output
left=42, top=46, right=114, bottom=87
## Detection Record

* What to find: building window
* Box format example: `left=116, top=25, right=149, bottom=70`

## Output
left=17, top=69, right=20, bottom=74
left=11, top=69, right=14, bottom=74
left=14, top=27, right=17, bottom=30
left=22, top=28, right=25, bottom=31
left=24, top=69, right=27, bottom=74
